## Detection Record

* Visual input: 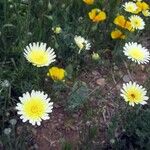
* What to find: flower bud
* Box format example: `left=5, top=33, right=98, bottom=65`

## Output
left=52, top=26, right=62, bottom=34
left=1, top=80, right=10, bottom=88
left=9, top=119, right=17, bottom=126
left=4, top=128, right=11, bottom=135
left=48, top=2, right=52, bottom=11
left=92, top=52, right=100, bottom=60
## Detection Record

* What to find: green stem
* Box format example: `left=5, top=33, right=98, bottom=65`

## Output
left=4, top=0, right=7, bottom=23
left=24, top=0, right=31, bottom=45
left=35, top=67, right=41, bottom=88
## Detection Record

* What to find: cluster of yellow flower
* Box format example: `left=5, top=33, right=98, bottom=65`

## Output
left=111, top=0, right=150, bottom=39
left=124, top=0, right=150, bottom=16
left=15, top=0, right=149, bottom=126
left=111, top=15, right=133, bottom=39
left=83, top=0, right=149, bottom=39
left=83, top=0, right=150, bottom=107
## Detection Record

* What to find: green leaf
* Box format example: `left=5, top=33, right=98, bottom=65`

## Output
left=67, top=81, right=89, bottom=111
left=65, top=64, right=73, bottom=79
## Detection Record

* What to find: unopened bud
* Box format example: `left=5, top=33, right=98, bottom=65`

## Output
left=92, top=52, right=100, bottom=60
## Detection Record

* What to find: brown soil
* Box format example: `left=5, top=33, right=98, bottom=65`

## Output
left=32, top=64, right=149, bottom=150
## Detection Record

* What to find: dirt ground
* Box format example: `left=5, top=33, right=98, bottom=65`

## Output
left=31, top=64, right=149, bottom=150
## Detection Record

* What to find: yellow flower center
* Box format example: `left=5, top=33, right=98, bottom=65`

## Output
left=129, top=48, right=144, bottom=60
left=23, top=98, right=46, bottom=119
left=131, top=93, right=136, bottom=99
left=31, top=105, right=40, bottom=114
left=127, top=5, right=135, bottom=12
left=28, top=49, right=49, bottom=65
left=134, top=20, right=141, bottom=26
left=125, top=87, right=143, bottom=103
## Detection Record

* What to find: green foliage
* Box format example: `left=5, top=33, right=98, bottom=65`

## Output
left=108, top=105, right=150, bottom=150
left=79, top=125, right=99, bottom=150
left=67, top=81, right=89, bottom=111
left=0, top=126, right=33, bottom=150
left=62, top=141, right=73, bottom=150
left=0, top=78, right=34, bottom=150
left=65, top=64, right=74, bottom=79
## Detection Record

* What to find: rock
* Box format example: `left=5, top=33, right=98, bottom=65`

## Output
left=92, top=71, right=99, bottom=76
left=123, top=75, right=130, bottom=82
left=116, top=84, right=121, bottom=91
left=110, top=139, right=115, bottom=144
left=141, top=65, right=145, bottom=71
left=33, top=144, right=38, bottom=149
left=86, top=121, right=91, bottom=126
left=114, top=66, right=119, bottom=70
left=72, top=114, right=78, bottom=118
left=96, top=78, right=106, bottom=86
left=54, top=104, right=61, bottom=108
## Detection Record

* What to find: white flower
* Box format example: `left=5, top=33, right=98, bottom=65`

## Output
left=123, top=42, right=150, bottom=64
left=24, top=42, right=56, bottom=67
left=129, top=15, right=145, bottom=30
left=74, top=35, right=91, bottom=53
left=16, top=90, right=53, bottom=126
left=121, top=81, right=149, bottom=106
left=123, top=2, right=137, bottom=13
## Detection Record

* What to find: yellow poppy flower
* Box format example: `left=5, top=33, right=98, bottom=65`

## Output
left=114, top=15, right=133, bottom=31
left=142, top=10, right=150, bottom=16
left=134, top=1, right=150, bottom=13
left=47, top=67, right=66, bottom=81
left=83, top=0, right=94, bottom=5
left=89, top=8, right=106, bottom=23
left=111, top=29, right=126, bottom=39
